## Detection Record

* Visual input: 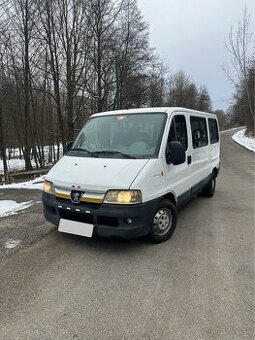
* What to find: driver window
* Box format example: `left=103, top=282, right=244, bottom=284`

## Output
left=168, top=120, right=176, bottom=143
left=166, top=115, right=188, bottom=151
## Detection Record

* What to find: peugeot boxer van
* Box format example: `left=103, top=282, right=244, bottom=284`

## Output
left=42, top=107, right=220, bottom=243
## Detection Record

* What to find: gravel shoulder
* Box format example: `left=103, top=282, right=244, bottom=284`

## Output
left=0, top=189, right=53, bottom=260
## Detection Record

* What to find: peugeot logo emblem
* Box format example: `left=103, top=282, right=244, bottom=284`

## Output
left=71, top=191, right=83, bottom=204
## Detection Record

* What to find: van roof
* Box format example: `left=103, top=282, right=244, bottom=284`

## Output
left=92, top=107, right=217, bottom=118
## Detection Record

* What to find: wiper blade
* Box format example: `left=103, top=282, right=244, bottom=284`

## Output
left=69, top=148, right=98, bottom=157
left=93, top=150, right=136, bottom=159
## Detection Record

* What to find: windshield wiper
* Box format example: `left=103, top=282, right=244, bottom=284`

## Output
left=69, top=148, right=98, bottom=157
left=93, top=150, right=136, bottom=159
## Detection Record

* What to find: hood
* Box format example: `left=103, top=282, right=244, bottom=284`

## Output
left=46, top=155, right=149, bottom=192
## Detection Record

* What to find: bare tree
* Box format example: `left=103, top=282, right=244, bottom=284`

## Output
left=213, top=109, right=227, bottom=130
left=0, top=103, right=9, bottom=182
left=225, top=9, right=254, bottom=133
left=12, top=0, right=40, bottom=170
left=0, top=0, right=41, bottom=170
left=84, top=0, right=121, bottom=112
left=147, top=58, right=167, bottom=107
left=0, top=8, right=9, bottom=182
left=113, top=0, right=151, bottom=109
left=166, top=71, right=212, bottom=111
left=197, top=86, right=212, bottom=112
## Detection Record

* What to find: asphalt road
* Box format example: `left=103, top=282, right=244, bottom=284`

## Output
left=0, top=130, right=254, bottom=340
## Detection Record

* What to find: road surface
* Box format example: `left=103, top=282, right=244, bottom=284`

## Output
left=0, top=130, right=254, bottom=340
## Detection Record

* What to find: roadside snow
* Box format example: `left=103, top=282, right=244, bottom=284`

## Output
left=0, top=158, right=37, bottom=175
left=0, top=145, right=63, bottom=174
left=0, top=175, right=45, bottom=190
left=232, top=129, right=255, bottom=152
left=0, top=200, right=34, bottom=217
left=4, top=240, right=22, bottom=249
left=220, top=126, right=245, bottom=133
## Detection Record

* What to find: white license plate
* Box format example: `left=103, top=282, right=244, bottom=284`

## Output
left=58, top=219, right=94, bottom=238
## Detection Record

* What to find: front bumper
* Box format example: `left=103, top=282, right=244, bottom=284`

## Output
left=42, top=192, right=159, bottom=239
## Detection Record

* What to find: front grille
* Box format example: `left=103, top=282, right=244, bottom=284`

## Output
left=59, top=209, right=94, bottom=224
left=56, top=197, right=102, bottom=209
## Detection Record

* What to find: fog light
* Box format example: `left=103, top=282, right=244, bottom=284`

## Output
left=126, top=218, right=132, bottom=224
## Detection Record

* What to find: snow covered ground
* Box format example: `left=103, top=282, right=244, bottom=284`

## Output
left=0, top=200, right=34, bottom=218
left=0, top=158, right=37, bottom=174
left=220, top=127, right=245, bottom=133
left=232, top=129, right=255, bottom=152
left=4, top=240, right=22, bottom=249
left=0, top=145, right=63, bottom=174
left=0, top=175, right=45, bottom=190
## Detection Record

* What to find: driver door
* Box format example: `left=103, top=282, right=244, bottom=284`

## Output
left=164, top=114, right=192, bottom=204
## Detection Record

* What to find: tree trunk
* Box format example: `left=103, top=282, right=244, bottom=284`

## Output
left=0, top=103, right=10, bottom=183
left=23, top=0, right=32, bottom=171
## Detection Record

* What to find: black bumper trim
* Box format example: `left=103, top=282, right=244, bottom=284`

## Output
left=42, top=192, right=160, bottom=239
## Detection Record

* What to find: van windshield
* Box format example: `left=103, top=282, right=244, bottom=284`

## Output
left=70, top=113, right=167, bottom=159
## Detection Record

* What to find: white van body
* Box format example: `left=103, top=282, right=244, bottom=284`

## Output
left=43, top=107, right=220, bottom=243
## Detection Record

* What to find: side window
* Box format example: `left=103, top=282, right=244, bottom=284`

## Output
left=208, top=118, right=219, bottom=144
left=190, top=116, right=208, bottom=149
left=175, top=115, right=188, bottom=151
left=168, top=120, right=176, bottom=144
left=167, top=115, right=188, bottom=149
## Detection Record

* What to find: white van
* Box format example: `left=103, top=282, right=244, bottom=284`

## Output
left=42, top=107, right=220, bottom=243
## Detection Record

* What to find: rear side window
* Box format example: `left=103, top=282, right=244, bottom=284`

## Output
left=190, top=116, right=208, bottom=149
left=208, top=118, right=219, bottom=144
left=167, top=115, right=188, bottom=151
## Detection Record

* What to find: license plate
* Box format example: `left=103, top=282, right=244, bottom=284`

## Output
left=58, top=219, right=94, bottom=238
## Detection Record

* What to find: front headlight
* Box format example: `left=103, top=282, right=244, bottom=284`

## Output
left=103, top=190, right=142, bottom=204
left=43, top=180, right=55, bottom=195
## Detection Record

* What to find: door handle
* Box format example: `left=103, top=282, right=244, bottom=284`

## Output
left=187, top=155, right=192, bottom=164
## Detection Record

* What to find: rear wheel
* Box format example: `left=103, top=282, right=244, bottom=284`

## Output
left=149, top=199, right=177, bottom=243
left=202, top=174, right=216, bottom=197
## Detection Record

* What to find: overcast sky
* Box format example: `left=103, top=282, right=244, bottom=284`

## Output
left=137, top=0, right=254, bottom=111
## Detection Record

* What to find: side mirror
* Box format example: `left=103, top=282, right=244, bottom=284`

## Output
left=65, top=141, right=74, bottom=153
left=167, top=141, right=186, bottom=165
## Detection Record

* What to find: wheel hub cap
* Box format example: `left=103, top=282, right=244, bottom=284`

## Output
left=153, top=208, right=172, bottom=235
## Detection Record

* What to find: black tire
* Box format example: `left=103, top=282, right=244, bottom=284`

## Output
left=202, top=174, right=216, bottom=197
left=149, top=199, right=177, bottom=243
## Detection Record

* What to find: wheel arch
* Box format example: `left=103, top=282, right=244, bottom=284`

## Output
left=162, top=191, right=177, bottom=205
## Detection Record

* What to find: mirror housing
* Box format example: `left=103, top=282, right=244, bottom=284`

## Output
left=166, top=141, right=186, bottom=165
left=65, top=141, right=74, bottom=153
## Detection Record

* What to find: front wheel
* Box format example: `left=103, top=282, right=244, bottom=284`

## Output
left=149, top=199, right=177, bottom=243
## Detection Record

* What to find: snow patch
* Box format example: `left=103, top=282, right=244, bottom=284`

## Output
left=0, top=158, right=37, bottom=175
left=0, top=144, right=63, bottom=175
left=0, top=175, right=45, bottom=190
left=220, top=126, right=245, bottom=133
left=4, top=239, right=22, bottom=249
left=232, top=129, right=255, bottom=152
left=0, top=200, right=34, bottom=217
